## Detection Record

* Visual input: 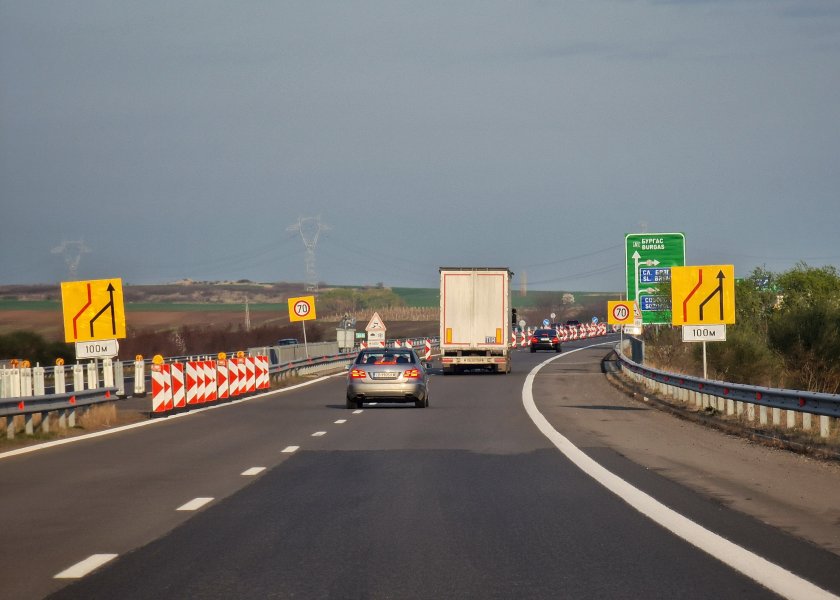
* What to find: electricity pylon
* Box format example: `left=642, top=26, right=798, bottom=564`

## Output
left=287, top=216, right=331, bottom=291
left=51, top=240, right=90, bottom=280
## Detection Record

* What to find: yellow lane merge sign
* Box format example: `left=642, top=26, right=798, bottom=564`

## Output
left=670, top=265, right=736, bottom=326
left=61, top=278, right=127, bottom=343
left=288, top=295, right=317, bottom=322
left=607, top=301, right=636, bottom=325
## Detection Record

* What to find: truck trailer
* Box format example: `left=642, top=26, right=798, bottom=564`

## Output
left=439, top=267, right=513, bottom=374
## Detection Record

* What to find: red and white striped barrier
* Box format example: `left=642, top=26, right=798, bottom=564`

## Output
left=217, top=360, right=229, bottom=399
left=185, top=362, right=198, bottom=406
left=204, top=360, right=217, bottom=402
left=256, top=356, right=271, bottom=390
left=424, top=339, right=432, bottom=361
left=245, top=357, right=256, bottom=393
left=151, top=363, right=172, bottom=414
left=171, top=362, right=186, bottom=409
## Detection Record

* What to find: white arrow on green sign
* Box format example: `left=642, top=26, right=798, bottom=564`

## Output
left=625, top=232, right=686, bottom=324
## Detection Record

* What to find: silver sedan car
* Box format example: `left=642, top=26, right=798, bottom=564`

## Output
left=346, top=348, right=430, bottom=409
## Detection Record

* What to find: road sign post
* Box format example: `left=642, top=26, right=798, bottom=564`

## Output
left=288, top=295, right=317, bottom=358
left=625, top=233, right=685, bottom=324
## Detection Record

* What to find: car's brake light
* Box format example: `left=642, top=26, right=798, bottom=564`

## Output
left=530, top=337, right=539, bottom=344
left=552, top=337, right=559, bottom=343
left=403, top=368, right=420, bottom=379
left=350, top=369, right=367, bottom=379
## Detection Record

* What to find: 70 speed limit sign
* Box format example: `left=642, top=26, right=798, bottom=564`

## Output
left=607, top=300, right=636, bottom=325
left=288, top=295, right=317, bottom=322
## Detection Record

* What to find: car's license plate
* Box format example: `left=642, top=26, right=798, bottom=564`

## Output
left=371, top=372, right=398, bottom=379
left=540, top=337, right=549, bottom=341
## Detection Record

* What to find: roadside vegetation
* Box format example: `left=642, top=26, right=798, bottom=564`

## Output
left=644, top=263, right=840, bottom=394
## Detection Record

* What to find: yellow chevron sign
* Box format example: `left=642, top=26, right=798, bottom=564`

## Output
left=670, top=265, right=736, bottom=326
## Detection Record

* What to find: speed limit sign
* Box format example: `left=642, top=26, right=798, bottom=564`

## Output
left=607, top=301, right=635, bottom=325
left=288, top=296, right=317, bottom=322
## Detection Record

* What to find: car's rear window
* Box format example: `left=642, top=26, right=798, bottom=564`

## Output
left=356, top=352, right=416, bottom=365
left=534, top=329, right=556, bottom=336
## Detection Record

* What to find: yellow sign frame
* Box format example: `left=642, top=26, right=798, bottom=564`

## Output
left=670, top=265, right=736, bottom=325
left=607, top=301, right=636, bottom=325
left=288, top=295, right=317, bottom=322
left=61, top=278, right=127, bottom=343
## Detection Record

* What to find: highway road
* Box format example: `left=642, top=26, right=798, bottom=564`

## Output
left=2, top=337, right=840, bottom=599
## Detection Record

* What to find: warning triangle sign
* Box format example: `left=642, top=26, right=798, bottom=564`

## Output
left=365, top=311, right=386, bottom=332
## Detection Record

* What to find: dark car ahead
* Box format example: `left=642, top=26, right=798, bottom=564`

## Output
left=346, top=348, right=429, bottom=409
left=530, top=328, right=562, bottom=353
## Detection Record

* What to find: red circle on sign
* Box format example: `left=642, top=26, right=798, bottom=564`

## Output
left=294, top=300, right=311, bottom=317
left=612, top=304, right=629, bottom=321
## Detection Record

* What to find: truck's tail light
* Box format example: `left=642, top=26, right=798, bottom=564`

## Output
left=403, top=368, right=420, bottom=379
left=350, top=369, right=367, bottom=379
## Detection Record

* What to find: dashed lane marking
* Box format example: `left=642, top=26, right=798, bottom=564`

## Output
left=176, top=497, right=214, bottom=512
left=54, top=554, right=118, bottom=579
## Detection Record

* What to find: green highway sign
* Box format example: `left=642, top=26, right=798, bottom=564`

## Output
left=625, top=232, right=686, bottom=324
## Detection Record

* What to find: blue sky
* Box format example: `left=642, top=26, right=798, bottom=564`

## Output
left=2, top=1, right=838, bottom=291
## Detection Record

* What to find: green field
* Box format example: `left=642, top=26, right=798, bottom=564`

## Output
left=391, top=287, right=439, bottom=307
left=0, top=300, right=282, bottom=313
left=1, top=290, right=620, bottom=312
left=389, top=288, right=618, bottom=309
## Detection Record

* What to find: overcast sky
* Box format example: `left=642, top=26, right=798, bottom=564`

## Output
left=2, top=1, right=838, bottom=292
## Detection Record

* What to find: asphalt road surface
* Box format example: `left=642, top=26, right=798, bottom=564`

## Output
left=2, top=337, right=840, bottom=599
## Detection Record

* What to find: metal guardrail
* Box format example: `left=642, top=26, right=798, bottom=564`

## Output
left=614, top=342, right=840, bottom=437
left=1, top=387, right=117, bottom=439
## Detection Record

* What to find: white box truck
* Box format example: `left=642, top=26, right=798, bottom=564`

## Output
left=439, top=267, right=513, bottom=374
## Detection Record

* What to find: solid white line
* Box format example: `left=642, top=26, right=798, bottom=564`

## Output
left=522, top=345, right=838, bottom=600
left=312, top=431, right=326, bottom=437
left=176, top=497, right=214, bottom=511
left=334, top=419, right=347, bottom=424
left=241, top=467, right=266, bottom=476
left=0, top=370, right=348, bottom=461
left=281, top=445, right=299, bottom=453
left=54, top=554, right=118, bottom=579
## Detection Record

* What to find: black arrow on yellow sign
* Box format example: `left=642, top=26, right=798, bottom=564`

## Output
left=698, top=270, right=726, bottom=321
left=89, top=283, right=117, bottom=337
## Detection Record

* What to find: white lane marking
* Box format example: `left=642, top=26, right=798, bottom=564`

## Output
left=352, top=410, right=363, bottom=414
left=176, top=497, right=214, bottom=511
left=241, top=467, right=266, bottom=476
left=281, top=445, right=299, bottom=453
left=335, top=419, right=347, bottom=424
left=368, top=402, right=378, bottom=406
left=54, top=554, right=118, bottom=579
left=312, top=431, right=326, bottom=437
left=0, top=370, right=350, bottom=461
left=523, top=345, right=838, bottom=600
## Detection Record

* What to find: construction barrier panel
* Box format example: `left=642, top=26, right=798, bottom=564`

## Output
left=217, top=360, right=229, bottom=399
left=171, top=362, right=186, bottom=409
